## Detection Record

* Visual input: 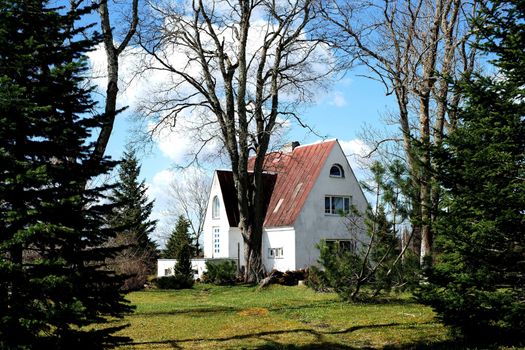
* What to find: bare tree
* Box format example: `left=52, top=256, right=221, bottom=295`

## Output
left=321, top=0, right=479, bottom=264
left=136, top=0, right=332, bottom=282
left=92, top=0, right=139, bottom=163
left=168, top=169, right=210, bottom=257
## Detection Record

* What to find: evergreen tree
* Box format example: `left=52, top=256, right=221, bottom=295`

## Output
left=162, top=216, right=193, bottom=288
left=418, top=0, right=525, bottom=339
left=164, top=215, right=191, bottom=259
left=107, top=148, right=157, bottom=290
left=0, top=1, right=132, bottom=348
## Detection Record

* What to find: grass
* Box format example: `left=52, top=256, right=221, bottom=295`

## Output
left=109, top=284, right=517, bottom=349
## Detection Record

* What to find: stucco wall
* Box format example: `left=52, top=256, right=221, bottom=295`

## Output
left=262, top=227, right=296, bottom=272
left=294, top=142, right=368, bottom=269
left=202, top=172, right=231, bottom=259
left=157, top=259, right=207, bottom=279
left=228, top=227, right=244, bottom=269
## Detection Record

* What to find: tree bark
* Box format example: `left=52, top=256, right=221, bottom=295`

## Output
left=92, top=0, right=138, bottom=164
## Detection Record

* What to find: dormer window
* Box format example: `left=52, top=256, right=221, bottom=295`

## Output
left=330, top=164, right=344, bottom=178
left=212, top=195, right=220, bottom=219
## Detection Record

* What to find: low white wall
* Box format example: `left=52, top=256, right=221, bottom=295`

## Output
left=263, top=227, right=296, bottom=272
left=157, top=259, right=208, bottom=279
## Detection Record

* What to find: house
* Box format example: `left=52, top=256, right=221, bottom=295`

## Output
left=158, top=139, right=368, bottom=278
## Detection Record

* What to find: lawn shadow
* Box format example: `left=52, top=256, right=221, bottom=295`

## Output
left=122, top=321, right=441, bottom=349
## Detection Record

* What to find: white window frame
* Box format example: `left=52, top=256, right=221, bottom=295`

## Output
left=324, top=195, right=351, bottom=215
left=213, top=227, right=220, bottom=254
left=212, top=195, right=220, bottom=219
left=268, top=247, right=284, bottom=259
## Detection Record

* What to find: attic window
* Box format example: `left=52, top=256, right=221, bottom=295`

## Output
left=212, top=195, right=220, bottom=219
left=330, top=164, right=344, bottom=178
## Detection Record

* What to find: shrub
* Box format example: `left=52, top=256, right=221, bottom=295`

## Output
left=202, top=259, right=237, bottom=285
left=156, top=274, right=194, bottom=290
left=305, top=266, right=330, bottom=292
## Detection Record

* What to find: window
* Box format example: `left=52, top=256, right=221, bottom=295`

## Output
left=329, top=164, right=344, bottom=178
left=212, top=196, right=220, bottom=219
left=325, top=239, right=356, bottom=253
left=325, top=196, right=351, bottom=215
left=213, top=227, right=220, bottom=254
left=268, top=247, right=284, bottom=259
left=164, top=268, right=172, bottom=276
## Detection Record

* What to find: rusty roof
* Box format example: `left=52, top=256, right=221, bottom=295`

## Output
left=217, top=140, right=336, bottom=228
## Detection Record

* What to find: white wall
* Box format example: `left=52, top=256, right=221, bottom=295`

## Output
left=294, top=141, right=368, bottom=269
left=228, top=227, right=244, bottom=269
left=202, top=172, right=232, bottom=259
left=157, top=259, right=208, bottom=279
left=262, top=227, right=296, bottom=272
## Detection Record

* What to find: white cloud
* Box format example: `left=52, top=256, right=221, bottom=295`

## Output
left=339, top=138, right=370, bottom=158
left=329, top=91, right=347, bottom=107
left=339, top=139, right=372, bottom=181
left=146, top=169, right=176, bottom=246
left=146, top=169, right=175, bottom=201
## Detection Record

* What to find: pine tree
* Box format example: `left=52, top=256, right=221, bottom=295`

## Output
left=418, top=0, right=525, bottom=340
left=0, top=1, right=132, bottom=347
left=107, top=148, right=158, bottom=290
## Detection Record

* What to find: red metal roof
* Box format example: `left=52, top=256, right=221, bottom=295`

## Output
left=218, top=140, right=336, bottom=228
left=261, top=140, right=336, bottom=227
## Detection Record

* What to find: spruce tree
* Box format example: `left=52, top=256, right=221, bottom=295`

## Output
left=418, top=0, right=525, bottom=339
left=0, top=1, right=132, bottom=348
left=162, top=216, right=193, bottom=288
left=164, top=215, right=191, bottom=259
left=107, top=148, right=157, bottom=290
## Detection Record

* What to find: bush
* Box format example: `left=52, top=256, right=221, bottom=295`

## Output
left=305, top=266, right=331, bottom=292
left=202, top=259, right=237, bottom=285
left=156, top=274, right=194, bottom=289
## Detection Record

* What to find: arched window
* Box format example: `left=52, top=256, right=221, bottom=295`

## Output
left=329, top=164, right=344, bottom=178
left=212, top=195, right=220, bottom=219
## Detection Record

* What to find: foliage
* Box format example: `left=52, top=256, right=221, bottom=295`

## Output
left=0, top=1, right=132, bottom=348
left=162, top=216, right=194, bottom=289
left=314, top=240, right=364, bottom=299
left=164, top=215, right=192, bottom=259
left=107, top=148, right=158, bottom=291
left=314, top=161, right=420, bottom=301
left=156, top=274, right=193, bottom=290
left=418, top=0, right=525, bottom=340
left=202, top=260, right=237, bottom=285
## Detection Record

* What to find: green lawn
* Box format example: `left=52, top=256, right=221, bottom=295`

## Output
left=108, top=284, right=509, bottom=349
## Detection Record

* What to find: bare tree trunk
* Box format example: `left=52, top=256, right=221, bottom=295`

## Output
left=92, top=0, right=138, bottom=163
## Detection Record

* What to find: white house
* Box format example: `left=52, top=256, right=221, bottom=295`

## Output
left=158, top=139, right=368, bottom=278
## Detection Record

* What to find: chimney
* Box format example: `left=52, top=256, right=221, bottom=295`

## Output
left=282, top=141, right=300, bottom=153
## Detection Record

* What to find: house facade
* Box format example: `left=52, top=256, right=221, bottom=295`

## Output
left=201, top=139, right=368, bottom=274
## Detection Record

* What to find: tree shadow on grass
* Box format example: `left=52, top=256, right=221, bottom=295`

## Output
left=122, top=322, right=437, bottom=349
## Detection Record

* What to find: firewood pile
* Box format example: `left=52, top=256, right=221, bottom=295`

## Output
left=258, top=269, right=308, bottom=289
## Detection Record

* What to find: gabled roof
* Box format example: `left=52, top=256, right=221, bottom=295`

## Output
left=259, top=140, right=336, bottom=227
left=216, top=139, right=337, bottom=228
